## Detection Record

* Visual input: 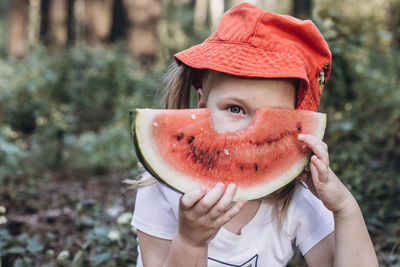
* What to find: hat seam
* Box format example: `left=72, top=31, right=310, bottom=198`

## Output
left=250, top=12, right=267, bottom=46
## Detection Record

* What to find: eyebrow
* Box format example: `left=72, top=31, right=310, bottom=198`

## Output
left=221, top=94, right=251, bottom=106
left=221, top=93, right=295, bottom=109
left=220, top=91, right=251, bottom=100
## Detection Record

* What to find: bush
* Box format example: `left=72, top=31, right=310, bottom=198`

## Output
left=0, top=44, right=161, bottom=174
left=314, top=10, right=400, bottom=265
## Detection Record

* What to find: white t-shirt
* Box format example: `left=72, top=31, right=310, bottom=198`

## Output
left=132, top=180, right=334, bottom=267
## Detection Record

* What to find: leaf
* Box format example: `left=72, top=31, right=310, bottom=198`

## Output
left=26, top=237, right=44, bottom=254
left=13, top=258, right=24, bottom=267
left=0, top=229, right=13, bottom=241
left=89, top=251, right=112, bottom=266
left=16, top=233, right=29, bottom=244
left=6, top=246, right=26, bottom=255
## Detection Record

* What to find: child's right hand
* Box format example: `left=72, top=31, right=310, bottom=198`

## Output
left=177, top=183, right=247, bottom=248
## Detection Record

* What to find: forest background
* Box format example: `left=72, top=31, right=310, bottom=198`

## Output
left=0, top=0, right=399, bottom=266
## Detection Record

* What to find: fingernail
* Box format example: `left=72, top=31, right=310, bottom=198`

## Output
left=228, top=183, right=236, bottom=190
left=217, top=182, right=224, bottom=189
left=298, top=134, right=305, bottom=140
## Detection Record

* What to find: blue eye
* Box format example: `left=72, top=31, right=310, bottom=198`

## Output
left=228, top=105, right=243, bottom=114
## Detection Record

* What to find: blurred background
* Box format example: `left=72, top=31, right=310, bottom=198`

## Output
left=0, top=0, right=399, bottom=266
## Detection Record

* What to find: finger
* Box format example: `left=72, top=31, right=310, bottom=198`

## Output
left=298, top=134, right=329, bottom=164
left=216, top=198, right=247, bottom=225
left=311, top=155, right=329, bottom=183
left=309, top=161, right=319, bottom=184
left=208, top=183, right=237, bottom=219
left=195, top=182, right=225, bottom=213
left=180, top=187, right=207, bottom=210
left=298, top=171, right=319, bottom=197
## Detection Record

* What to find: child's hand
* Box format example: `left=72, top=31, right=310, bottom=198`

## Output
left=177, top=183, right=247, bottom=248
left=297, top=134, right=353, bottom=213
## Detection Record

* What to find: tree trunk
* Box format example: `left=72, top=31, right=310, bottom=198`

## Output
left=194, top=0, right=208, bottom=33
left=40, top=0, right=74, bottom=47
left=84, top=0, right=114, bottom=43
left=67, top=0, right=76, bottom=46
left=292, top=0, right=312, bottom=19
left=109, top=0, right=126, bottom=42
left=209, top=0, right=224, bottom=32
left=122, top=0, right=162, bottom=67
left=386, top=0, right=400, bottom=48
left=27, top=0, right=41, bottom=47
left=73, top=0, right=85, bottom=44
left=48, top=0, right=68, bottom=46
left=7, top=0, right=29, bottom=58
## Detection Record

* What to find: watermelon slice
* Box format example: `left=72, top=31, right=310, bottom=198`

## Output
left=131, top=108, right=326, bottom=200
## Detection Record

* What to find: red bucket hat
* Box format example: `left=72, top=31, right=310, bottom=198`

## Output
left=174, top=3, right=331, bottom=111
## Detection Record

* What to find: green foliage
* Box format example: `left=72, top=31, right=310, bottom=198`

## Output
left=0, top=128, right=27, bottom=181
left=0, top=230, right=45, bottom=267
left=0, top=196, right=137, bottom=267
left=312, top=9, right=400, bottom=266
left=0, top=44, right=161, bottom=175
left=157, top=0, right=211, bottom=65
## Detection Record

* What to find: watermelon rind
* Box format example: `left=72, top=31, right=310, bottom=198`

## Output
left=132, top=109, right=204, bottom=193
left=130, top=110, right=185, bottom=194
left=131, top=108, right=326, bottom=201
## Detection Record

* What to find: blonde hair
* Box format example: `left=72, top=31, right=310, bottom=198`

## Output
left=124, top=62, right=300, bottom=226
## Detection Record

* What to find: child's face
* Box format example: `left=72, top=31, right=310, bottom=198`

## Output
left=198, top=74, right=296, bottom=134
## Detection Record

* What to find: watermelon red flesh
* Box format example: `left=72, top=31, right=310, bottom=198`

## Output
left=133, top=108, right=326, bottom=200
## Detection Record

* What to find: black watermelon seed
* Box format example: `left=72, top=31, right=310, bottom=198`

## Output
left=255, top=164, right=259, bottom=171
left=239, top=165, right=244, bottom=171
left=297, top=122, right=302, bottom=132
left=188, top=136, right=194, bottom=144
left=267, top=137, right=272, bottom=145
left=177, top=133, right=184, bottom=140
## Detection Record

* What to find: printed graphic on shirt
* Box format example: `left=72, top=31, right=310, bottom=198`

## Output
left=208, top=254, right=258, bottom=267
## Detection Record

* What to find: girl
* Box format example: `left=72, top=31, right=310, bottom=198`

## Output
left=131, top=3, right=378, bottom=266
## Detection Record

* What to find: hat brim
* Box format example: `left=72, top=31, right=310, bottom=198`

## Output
left=175, top=41, right=309, bottom=89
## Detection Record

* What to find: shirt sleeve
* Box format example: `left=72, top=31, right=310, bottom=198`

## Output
left=285, top=184, right=334, bottom=255
left=131, top=179, right=180, bottom=240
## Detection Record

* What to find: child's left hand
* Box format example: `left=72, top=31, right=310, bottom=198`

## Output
left=297, top=134, right=353, bottom=213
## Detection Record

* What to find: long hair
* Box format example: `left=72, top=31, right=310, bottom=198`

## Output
left=162, top=63, right=193, bottom=109
left=125, top=62, right=300, bottom=226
